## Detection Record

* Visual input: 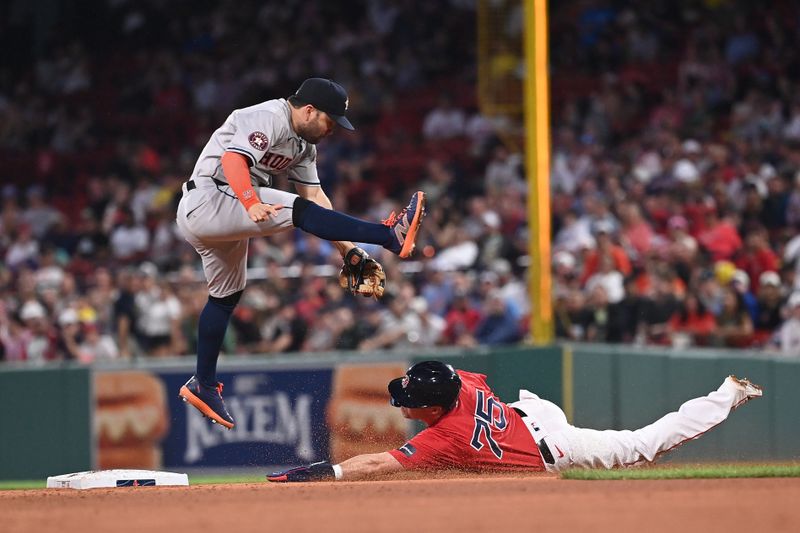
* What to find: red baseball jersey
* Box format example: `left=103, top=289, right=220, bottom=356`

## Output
left=388, top=370, right=545, bottom=472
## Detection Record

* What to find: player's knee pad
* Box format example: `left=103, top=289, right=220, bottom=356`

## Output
left=209, top=290, right=243, bottom=309
left=292, top=196, right=312, bottom=228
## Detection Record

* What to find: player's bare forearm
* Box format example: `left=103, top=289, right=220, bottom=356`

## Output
left=338, top=452, right=403, bottom=480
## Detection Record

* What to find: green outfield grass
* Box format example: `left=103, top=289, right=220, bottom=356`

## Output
left=0, top=480, right=47, bottom=490
left=561, top=463, right=800, bottom=480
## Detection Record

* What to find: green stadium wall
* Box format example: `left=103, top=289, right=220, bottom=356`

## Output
left=0, top=365, right=92, bottom=480
left=569, top=344, right=800, bottom=462
left=1, top=345, right=797, bottom=480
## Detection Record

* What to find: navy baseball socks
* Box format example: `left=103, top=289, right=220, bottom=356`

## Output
left=178, top=291, right=242, bottom=429
left=292, top=191, right=425, bottom=258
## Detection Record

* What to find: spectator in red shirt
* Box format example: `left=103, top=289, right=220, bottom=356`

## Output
left=697, top=208, right=743, bottom=261
left=669, top=293, right=717, bottom=347
left=442, top=292, right=482, bottom=346
left=619, top=201, right=655, bottom=258
left=735, top=226, right=779, bottom=293
left=580, top=220, right=632, bottom=285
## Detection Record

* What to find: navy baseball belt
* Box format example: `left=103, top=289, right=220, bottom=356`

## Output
left=512, top=406, right=556, bottom=465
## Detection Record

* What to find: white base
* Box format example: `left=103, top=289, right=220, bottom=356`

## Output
left=47, top=469, right=189, bottom=490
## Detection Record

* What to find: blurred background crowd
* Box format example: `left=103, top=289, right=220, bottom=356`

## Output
left=1, top=0, right=800, bottom=364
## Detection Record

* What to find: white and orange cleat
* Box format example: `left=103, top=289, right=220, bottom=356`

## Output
left=726, top=375, right=763, bottom=410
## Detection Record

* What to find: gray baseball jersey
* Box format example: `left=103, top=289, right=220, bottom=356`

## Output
left=177, top=98, right=319, bottom=298
left=189, top=98, right=321, bottom=189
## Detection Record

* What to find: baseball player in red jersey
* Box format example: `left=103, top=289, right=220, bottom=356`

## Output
left=177, top=78, right=425, bottom=429
left=267, top=361, right=763, bottom=481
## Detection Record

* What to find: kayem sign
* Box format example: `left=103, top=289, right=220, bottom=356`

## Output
left=159, top=369, right=333, bottom=468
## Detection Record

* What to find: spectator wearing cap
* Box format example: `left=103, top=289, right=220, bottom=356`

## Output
left=579, top=220, right=632, bottom=286
left=474, top=209, right=505, bottom=269
left=730, top=269, right=758, bottom=325
left=19, top=300, right=58, bottom=362
left=134, top=263, right=184, bottom=356
left=55, top=308, right=84, bottom=360
left=552, top=250, right=579, bottom=298
left=754, top=271, right=785, bottom=344
left=776, top=292, right=800, bottom=356
left=580, top=283, right=628, bottom=343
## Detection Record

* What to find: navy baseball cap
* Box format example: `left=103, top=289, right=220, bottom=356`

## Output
left=293, top=78, right=354, bottom=130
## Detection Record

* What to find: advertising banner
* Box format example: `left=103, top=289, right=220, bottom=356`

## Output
left=93, top=362, right=411, bottom=470
left=326, top=363, right=409, bottom=462
left=94, top=370, right=170, bottom=470
left=159, top=368, right=334, bottom=468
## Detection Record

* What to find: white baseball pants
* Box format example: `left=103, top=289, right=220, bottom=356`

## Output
left=510, top=378, right=752, bottom=471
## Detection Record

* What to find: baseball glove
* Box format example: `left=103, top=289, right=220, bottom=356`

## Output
left=339, top=246, right=386, bottom=298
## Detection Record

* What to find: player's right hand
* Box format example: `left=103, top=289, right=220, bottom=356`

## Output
left=248, top=202, right=283, bottom=222
left=266, top=462, right=335, bottom=482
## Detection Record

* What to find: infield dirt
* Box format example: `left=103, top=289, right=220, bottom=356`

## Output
left=2, top=473, right=798, bottom=532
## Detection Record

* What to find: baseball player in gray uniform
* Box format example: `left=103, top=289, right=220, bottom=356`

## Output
left=177, top=78, right=425, bottom=428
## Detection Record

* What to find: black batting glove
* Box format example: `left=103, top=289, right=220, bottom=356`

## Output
left=266, top=461, right=335, bottom=482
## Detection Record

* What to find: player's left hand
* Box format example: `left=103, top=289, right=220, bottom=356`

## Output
left=338, top=246, right=386, bottom=299
left=266, top=462, right=335, bottom=482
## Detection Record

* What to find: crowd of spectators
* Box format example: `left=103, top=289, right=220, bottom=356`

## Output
left=1, top=0, right=800, bottom=364
left=548, top=0, right=800, bottom=354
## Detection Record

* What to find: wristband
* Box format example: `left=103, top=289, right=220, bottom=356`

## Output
left=332, top=464, right=343, bottom=481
